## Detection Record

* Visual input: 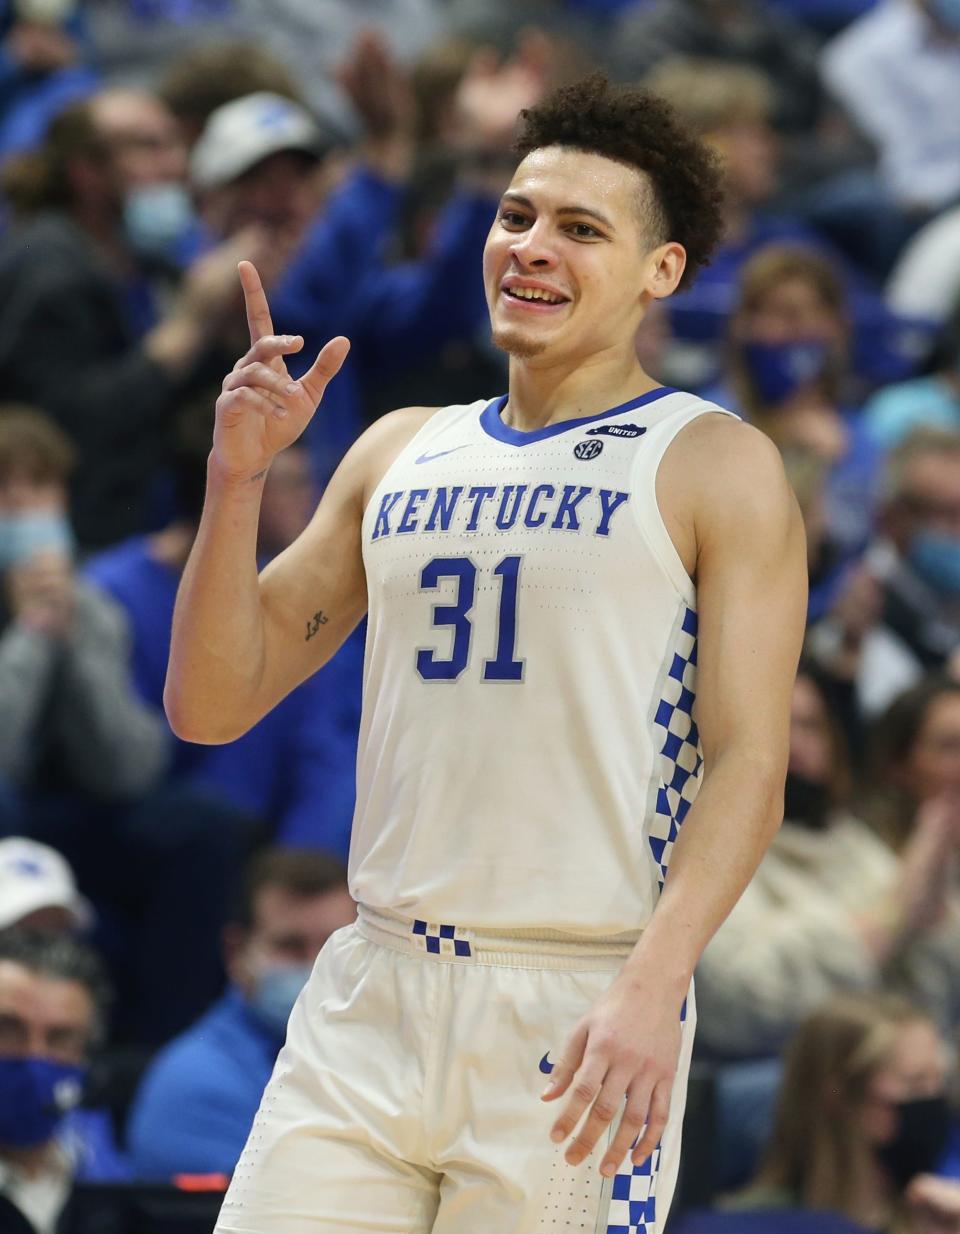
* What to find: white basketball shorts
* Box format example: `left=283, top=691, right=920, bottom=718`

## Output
left=214, top=906, right=696, bottom=1234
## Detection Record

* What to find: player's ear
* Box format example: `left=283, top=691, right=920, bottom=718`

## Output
left=646, top=242, right=686, bottom=301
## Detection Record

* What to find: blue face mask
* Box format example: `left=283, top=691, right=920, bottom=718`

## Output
left=0, top=1056, right=86, bottom=1148
left=247, top=962, right=313, bottom=1041
left=909, top=530, right=960, bottom=596
left=740, top=339, right=831, bottom=407
left=0, top=511, right=74, bottom=573
left=123, top=183, right=196, bottom=259
left=930, top=0, right=960, bottom=33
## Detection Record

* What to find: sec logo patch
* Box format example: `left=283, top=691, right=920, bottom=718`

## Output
left=574, top=439, right=603, bottom=460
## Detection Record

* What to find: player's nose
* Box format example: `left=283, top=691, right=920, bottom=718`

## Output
left=507, top=222, right=560, bottom=270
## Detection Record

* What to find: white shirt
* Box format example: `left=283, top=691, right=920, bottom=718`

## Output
left=822, top=0, right=960, bottom=209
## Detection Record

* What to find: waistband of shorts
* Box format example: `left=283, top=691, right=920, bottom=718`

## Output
left=355, top=904, right=640, bottom=970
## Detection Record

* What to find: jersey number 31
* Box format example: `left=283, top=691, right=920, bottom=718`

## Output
left=417, top=555, right=523, bottom=682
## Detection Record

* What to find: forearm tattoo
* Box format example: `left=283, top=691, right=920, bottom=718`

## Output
left=305, top=611, right=329, bottom=641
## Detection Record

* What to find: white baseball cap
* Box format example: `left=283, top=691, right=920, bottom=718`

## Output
left=190, top=92, right=326, bottom=191
left=0, top=838, right=92, bottom=932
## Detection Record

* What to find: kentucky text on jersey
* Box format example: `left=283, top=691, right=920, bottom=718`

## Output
left=370, top=483, right=631, bottom=540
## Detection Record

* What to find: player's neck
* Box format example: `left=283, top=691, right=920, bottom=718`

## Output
left=504, top=350, right=660, bottom=433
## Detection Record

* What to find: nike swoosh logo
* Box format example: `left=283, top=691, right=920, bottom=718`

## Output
left=415, top=446, right=468, bottom=464
left=539, top=1052, right=555, bottom=1075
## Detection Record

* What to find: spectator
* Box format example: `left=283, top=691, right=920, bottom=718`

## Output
left=186, top=43, right=527, bottom=483
left=0, top=0, right=98, bottom=165
left=862, top=678, right=960, bottom=1034
left=708, top=245, right=881, bottom=558
left=727, top=994, right=960, bottom=1233
left=0, top=405, right=256, bottom=1047
left=609, top=0, right=823, bottom=135
left=864, top=299, right=960, bottom=451
left=643, top=58, right=916, bottom=382
left=696, top=665, right=956, bottom=1061
left=0, top=88, right=269, bottom=548
left=808, top=429, right=960, bottom=718
left=158, top=40, right=306, bottom=148
left=0, top=837, right=91, bottom=936
left=0, top=930, right=130, bottom=1234
left=821, top=0, right=960, bottom=216
left=126, top=848, right=355, bottom=1179
left=83, top=401, right=363, bottom=857
left=0, top=406, right=169, bottom=810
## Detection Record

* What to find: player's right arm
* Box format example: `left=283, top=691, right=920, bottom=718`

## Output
left=164, top=262, right=432, bottom=744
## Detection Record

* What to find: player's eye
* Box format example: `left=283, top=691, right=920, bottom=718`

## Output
left=568, top=222, right=601, bottom=239
left=499, top=210, right=530, bottom=229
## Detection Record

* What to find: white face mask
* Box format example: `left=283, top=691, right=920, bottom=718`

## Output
left=246, top=961, right=314, bottom=1040
left=0, top=510, right=74, bottom=573
left=123, top=182, right=196, bottom=259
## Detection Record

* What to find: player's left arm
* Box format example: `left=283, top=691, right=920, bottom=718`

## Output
left=544, top=418, right=807, bottom=1178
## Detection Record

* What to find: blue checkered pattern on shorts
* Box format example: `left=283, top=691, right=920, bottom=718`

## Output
left=647, top=606, right=703, bottom=889
left=411, top=919, right=472, bottom=958
left=606, top=1145, right=661, bottom=1233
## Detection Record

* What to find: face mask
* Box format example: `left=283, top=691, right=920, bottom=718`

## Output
left=740, top=340, right=831, bottom=407
left=247, top=962, right=313, bottom=1041
left=0, top=511, right=74, bottom=573
left=876, top=1094, right=952, bottom=1188
left=0, top=1056, right=86, bottom=1148
left=930, top=0, right=960, bottom=34
left=783, top=772, right=832, bottom=830
left=123, top=183, right=195, bottom=259
left=908, top=530, right=960, bottom=597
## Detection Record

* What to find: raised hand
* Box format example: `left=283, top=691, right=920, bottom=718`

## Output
left=212, top=262, right=350, bottom=483
left=453, top=31, right=553, bottom=153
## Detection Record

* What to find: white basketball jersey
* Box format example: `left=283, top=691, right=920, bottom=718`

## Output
left=349, top=388, right=737, bottom=936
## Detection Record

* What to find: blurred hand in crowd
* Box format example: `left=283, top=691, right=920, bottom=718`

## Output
left=897, top=791, right=960, bottom=936
left=452, top=31, right=553, bottom=156
left=905, top=1173, right=960, bottom=1234
left=6, top=19, right=78, bottom=73
left=338, top=29, right=415, bottom=148
left=5, top=551, right=75, bottom=639
left=827, top=563, right=884, bottom=671
left=149, top=225, right=280, bottom=368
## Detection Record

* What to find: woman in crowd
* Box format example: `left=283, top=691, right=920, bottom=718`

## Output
left=710, top=244, right=881, bottom=561
left=865, top=677, right=960, bottom=1034
left=729, top=994, right=960, bottom=1234
left=696, top=665, right=957, bottom=1061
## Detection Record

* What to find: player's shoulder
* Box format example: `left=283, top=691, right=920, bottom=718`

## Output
left=664, top=401, right=796, bottom=530
left=673, top=402, right=785, bottom=485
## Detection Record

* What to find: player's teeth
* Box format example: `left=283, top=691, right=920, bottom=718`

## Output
left=510, top=287, right=562, bottom=302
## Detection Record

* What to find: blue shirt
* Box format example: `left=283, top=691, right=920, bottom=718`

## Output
left=126, top=988, right=280, bottom=1178
left=83, top=537, right=363, bottom=858
left=62, top=1108, right=132, bottom=1182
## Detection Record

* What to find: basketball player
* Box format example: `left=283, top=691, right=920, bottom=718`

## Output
left=165, top=76, right=806, bottom=1234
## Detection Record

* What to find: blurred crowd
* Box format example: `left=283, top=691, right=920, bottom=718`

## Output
left=0, top=1, right=959, bottom=1232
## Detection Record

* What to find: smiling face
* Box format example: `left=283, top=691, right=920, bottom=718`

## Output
left=483, top=146, right=685, bottom=366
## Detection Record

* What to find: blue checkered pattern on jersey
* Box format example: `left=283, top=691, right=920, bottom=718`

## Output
left=606, top=1145, right=660, bottom=1233
left=647, top=607, right=703, bottom=889
left=411, top=919, right=472, bottom=957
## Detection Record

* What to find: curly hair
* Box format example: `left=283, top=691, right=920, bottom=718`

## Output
left=514, top=74, right=725, bottom=291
